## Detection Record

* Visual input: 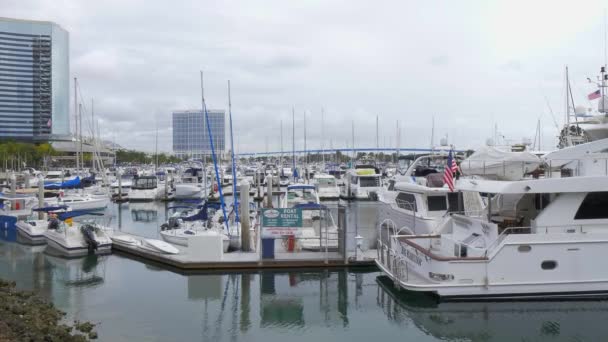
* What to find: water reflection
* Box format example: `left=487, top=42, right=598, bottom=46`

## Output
left=375, top=275, right=608, bottom=341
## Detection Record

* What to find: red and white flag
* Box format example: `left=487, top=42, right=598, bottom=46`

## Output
left=443, top=150, right=456, bottom=192
left=588, top=89, right=601, bottom=100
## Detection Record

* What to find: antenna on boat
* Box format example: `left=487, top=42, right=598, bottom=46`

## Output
left=321, top=107, right=325, bottom=165
left=292, top=106, right=296, bottom=182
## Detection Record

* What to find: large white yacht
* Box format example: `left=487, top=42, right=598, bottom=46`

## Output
left=378, top=154, right=484, bottom=236
left=376, top=175, right=608, bottom=300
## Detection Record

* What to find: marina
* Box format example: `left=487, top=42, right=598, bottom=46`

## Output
left=3, top=2, right=608, bottom=341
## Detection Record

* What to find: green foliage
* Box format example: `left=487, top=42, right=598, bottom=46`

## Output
left=115, top=149, right=182, bottom=164
left=0, top=140, right=57, bottom=168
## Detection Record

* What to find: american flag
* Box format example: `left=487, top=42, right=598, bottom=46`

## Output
left=588, top=89, right=601, bottom=100
left=443, top=150, right=457, bottom=192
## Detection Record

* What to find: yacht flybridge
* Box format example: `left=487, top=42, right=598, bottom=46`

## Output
left=377, top=175, right=608, bottom=301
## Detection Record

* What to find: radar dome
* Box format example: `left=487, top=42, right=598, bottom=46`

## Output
left=439, top=137, right=448, bottom=146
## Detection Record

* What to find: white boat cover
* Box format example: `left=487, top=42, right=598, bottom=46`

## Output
left=460, top=146, right=541, bottom=181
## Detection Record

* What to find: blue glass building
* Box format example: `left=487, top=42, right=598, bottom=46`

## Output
left=172, top=109, right=225, bottom=159
left=0, top=17, right=70, bottom=140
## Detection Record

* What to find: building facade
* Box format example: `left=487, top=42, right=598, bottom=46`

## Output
left=0, top=17, right=70, bottom=141
left=172, top=109, right=225, bottom=159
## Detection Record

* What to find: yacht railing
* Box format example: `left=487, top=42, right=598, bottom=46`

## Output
left=461, top=157, right=608, bottom=179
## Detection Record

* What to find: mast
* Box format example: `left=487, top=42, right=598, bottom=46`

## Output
left=292, top=107, right=296, bottom=181
left=201, top=72, right=229, bottom=231
left=200, top=71, right=208, bottom=200
left=396, top=120, right=400, bottom=162
left=303, top=111, right=307, bottom=182
left=321, top=108, right=325, bottom=165
left=375, top=114, right=379, bottom=164
left=228, top=80, right=239, bottom=222
left=351, top=121, right=355, bottom=164
left=91, top=98, right=95, bottom=172
left=79, top=103, right=83, bottom=170
left=280, top=119, right=283, bottom=167
left=430, top=116, right=435, bottom=150
left=74, top=77, right=79, bottom=171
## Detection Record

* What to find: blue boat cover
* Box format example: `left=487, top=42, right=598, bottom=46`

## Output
left=44, top=176, right=81, bottom=190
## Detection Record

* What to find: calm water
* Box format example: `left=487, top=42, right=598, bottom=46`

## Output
left=1, top=202, right=608, bottom=341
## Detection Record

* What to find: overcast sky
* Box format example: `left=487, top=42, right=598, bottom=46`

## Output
left=4, top=0, right=608, bottom=153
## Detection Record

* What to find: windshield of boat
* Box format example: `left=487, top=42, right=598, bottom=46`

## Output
left=287, top=189, right=317, bottom=202
left=132, top=177, right=157, bottom=189
left=360, top=176, right=380, bottom=187
left=316, top=178, right=335, bottom=187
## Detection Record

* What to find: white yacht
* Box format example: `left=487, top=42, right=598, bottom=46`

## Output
left=312, top=174, right=340, bottom=200
left=377, top=175, right=608, bottom=300
left=129, top=175, right=164, bottom=201
left=175, top=167, right=208, bottom=199
left=340, top=164, right=382, bottom=200
left=44, top=212, right=112, bottom=257
left=280, top=184, right=320, bottom=207
left=378, top=154, right=484, bottom=235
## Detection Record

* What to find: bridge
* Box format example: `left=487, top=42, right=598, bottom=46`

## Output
left=236, top=147, right=464, bottom=157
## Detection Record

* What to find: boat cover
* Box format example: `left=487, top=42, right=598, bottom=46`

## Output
left=460, top=146, right=541, bottom=180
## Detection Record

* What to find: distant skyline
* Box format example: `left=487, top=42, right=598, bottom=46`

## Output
left=4, top=0, right=608, bottom=153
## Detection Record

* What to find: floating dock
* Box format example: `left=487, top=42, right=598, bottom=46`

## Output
left=111, top=232, right=377, bottom=271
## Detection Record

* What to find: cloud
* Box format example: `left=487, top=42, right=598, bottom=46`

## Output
left=3, top=0, right=606, bottom=153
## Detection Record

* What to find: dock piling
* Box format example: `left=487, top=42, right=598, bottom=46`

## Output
left=240, top=181, right=251, bottom=251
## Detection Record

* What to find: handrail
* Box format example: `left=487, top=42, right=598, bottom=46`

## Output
left=398, top=237, right=488, bottom=261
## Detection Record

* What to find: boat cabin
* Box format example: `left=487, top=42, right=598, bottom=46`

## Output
left=132, top=176, right=158, bottom=190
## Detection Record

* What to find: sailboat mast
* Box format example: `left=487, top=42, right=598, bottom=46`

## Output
left=228, top=80, right=239, bottom=222
left=303, top=111, right=307, bottom=182
left=74, top=77, right=79, bottom=171
left=79, top=103, right=83, bottom=170
left=292, top=107, right=295, bottom=181
left=321, top=108, right=325, bottom=165
left=200, top=71, right=208, bottom=200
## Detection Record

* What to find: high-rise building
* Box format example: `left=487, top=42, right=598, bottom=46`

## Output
left=0, top=17, right=69, bottom=141
left=172, top=109, right=225, bottom=159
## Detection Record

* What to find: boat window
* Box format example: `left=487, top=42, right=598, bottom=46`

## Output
left=427, top=196, right=447, bottom=211
left=574, top=192, right=608, bottom=220
left=447, top=192, right=463, bottom=212
left=518, top=245, right=532, bottom=252
left=350, top=175, right=358, bottom=184
left=359, top=177, right=379, bottom=187
left=541, top=260, right=557, bottom=270
left=535, top=193, right=551, bottom=210
left=396, top=192, right=416, bottom=211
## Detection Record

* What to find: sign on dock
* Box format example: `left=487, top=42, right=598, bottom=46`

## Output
left=261, top=208, right=303, bottom=238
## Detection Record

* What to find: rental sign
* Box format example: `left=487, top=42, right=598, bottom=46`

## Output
left=261, top=208, right=303, bottom=238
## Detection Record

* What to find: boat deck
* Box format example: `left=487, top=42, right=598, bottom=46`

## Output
left=112, top=232, right=377, bottom=271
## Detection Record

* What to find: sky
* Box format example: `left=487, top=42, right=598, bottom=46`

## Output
left=4, top=0, right=608, bottom=153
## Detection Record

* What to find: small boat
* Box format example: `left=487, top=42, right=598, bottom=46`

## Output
left=340, top=163, right=383, bottom=200
left=43, top=211, right=112, bottom=258
left=110, top=234, right=139, bottom=247
left=129, top=175, right=164, bottom=201
left=312, top=174, right=340, bottom=200
left=15, top=205, right=69, bottom=244
left=141, top=239, right=180, bottom=254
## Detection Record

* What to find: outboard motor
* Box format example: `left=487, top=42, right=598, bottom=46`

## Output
left=80, top=224, right=100, bottom=252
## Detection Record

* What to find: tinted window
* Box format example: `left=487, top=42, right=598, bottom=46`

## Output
left=396, top=192, right=416, bottom=211
left=427, top=196, right=447, bottom=211
left=448, top=192, right=463, bottom=212
left=360, top=177, right=379, bottom=187
left=574, top=192, right=608, bottom=220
